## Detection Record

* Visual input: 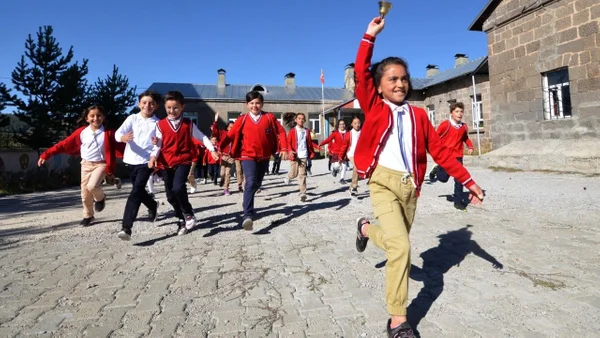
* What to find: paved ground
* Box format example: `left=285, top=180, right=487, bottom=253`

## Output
left=0, top=159, right=599, bottom=337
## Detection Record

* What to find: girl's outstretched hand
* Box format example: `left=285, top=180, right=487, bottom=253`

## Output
left=366, top=17, right=385, bottom=36
left=467, top=184, right=485, bottom=205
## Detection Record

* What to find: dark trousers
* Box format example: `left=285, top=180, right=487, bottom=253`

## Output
left=271, top=154, right=281, bottom=174
left=241, top=160, right=269, bottom=219
left=163, top=164, right=193, bottom=219
left=122, top=164, right=157, bottom=230
left=208, top=164, right=220, bottom=183
left=195, top=163, right=207, bottom=180
left=437, top=157, right=464, bottom=203
left=307, top=158, right=312, bottom=171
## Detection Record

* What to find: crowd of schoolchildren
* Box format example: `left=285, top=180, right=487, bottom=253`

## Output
left=38, top=16, right=486, bottom=337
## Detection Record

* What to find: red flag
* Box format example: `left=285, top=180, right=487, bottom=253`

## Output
left=320, top=69, right=325, bottom=85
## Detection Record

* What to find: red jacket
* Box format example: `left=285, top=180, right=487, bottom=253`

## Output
left=354, top=33, right=475, bottom=194
left=192, top=139, right=206, bottom=163
left=436, top=120, right=474, bottom=158
left=287, top=126, right=315, bottom=160
left=221, top=112, right=288, bottom=161
left=319, top=130, right=349, bottom=157
left=156, top=118, right=194, bottom=168
left=40, top=126, right=122, bottom=175
left=204, top=145, right=220, bottom=165
left=211, top=122, right=232, bottom=155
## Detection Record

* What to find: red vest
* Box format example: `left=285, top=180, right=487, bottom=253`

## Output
left=157, top=118, right=194, bottom=168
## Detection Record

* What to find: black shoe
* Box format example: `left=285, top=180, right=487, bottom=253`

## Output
left=94, top=197, right=106, bottom=212
left=148, top=202, right=158, bottom=222
left=387, top=320, right=415, bottom=338
left=80, top=217, right=94, bottom=227
left=454, top=202, right=467, bottom=212
left=356, top=217, right=369, bottom=252
left=350, top=187, right=358, bottom=197
left=429, top=166, right=438, bottom=181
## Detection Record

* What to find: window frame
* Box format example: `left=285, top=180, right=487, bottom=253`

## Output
left=542, top=68, right=571, bottom=120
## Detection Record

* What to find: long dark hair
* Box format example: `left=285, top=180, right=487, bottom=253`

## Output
left=77, top=105, right=107, bottom=127
left=370, top=57, right=413, bottom=100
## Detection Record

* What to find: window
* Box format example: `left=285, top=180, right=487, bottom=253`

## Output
left=470, top=94, right=484, bottom=129
left=543, top=68, right=571, bottom=120
left=184, top=112, right=198, bottom=127
left=309, top=113, right=321, bottom=134
left=227, top=111, right=241, bottom=122
left=272, top=112, right=283, bottom=125
left=427, top=105, right=436, bottom=126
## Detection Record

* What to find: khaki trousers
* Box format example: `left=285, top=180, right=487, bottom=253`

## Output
left=220, top=162, right=233, bottom=190
left=80, top=160, right=107, bottom=218
left=235, top=160, right=245, bottom=188
left=348, top=157, right=360, bottom=189
left=366, top=165, right=417, bottom=316
left=287, top=158, right=307, bottom=194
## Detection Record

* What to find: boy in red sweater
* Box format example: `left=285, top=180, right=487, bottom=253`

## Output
left=211, top=112, right=237, bottom=195
left=283, top=113, right=315, bottom=202
left=428, top=102, right=474, bottom=211
left=319, top=119, right=349, bottom=183
left=149, top=91, right=218, bottom=236
left=352, top=18, right=485, bottom=338
left=220, top=91, right=289, bottom=231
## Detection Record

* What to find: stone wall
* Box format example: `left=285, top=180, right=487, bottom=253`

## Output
left=483, top=0, right=600, bottom=147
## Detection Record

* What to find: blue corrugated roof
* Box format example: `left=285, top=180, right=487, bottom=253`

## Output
left=147, top=83, right=355, bottom=102
left=412, top=56, right=488, bottom=90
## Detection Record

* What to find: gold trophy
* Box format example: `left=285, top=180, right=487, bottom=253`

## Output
left=378, top=0, right=392, bottom=19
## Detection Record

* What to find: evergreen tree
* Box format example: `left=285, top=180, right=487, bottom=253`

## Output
left=89, top=65, right=137, bottom=130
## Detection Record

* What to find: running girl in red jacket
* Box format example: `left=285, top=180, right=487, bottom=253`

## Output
left=352, top=17, right=485, bottom=338
left=38, top=106, right=122, bottom=226
left=319, top=119, right=349, bottom=182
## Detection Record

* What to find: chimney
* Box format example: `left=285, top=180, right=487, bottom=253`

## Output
left=217, top=68, right=226, bottom=87
left=284, top=72, right=296, bottom=88
left=344, top=63, right=355, bottom=93
left=426, top=64, right=439, bottom=78
left=454, top=54, right=469, bottom=67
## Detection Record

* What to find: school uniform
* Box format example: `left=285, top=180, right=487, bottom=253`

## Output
left=342, top=129, right=361, bottom=189
left=211, top=122, right=235, bottom=191
left=287, top=125, right=315, bottom=194
left=354, top=33, right=478, bottom=317
left=221, top=112, right=288, bottom=221
left=41, top=125, right=120, bottom=219
left=115, top=112, right=160, bottom=232
left=320, top=130, right=350, bottom=180
left=204, top=144, right=221, bottom=185
left=435, top=119, right=474, bottom=203
left=152, top=117, right=215, bottom=222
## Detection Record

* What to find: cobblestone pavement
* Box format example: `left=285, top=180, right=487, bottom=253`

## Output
left=1, top=159, right=599, bottom=337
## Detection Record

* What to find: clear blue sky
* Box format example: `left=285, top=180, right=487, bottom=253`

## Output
left=0, top=0, right=488, bottom=95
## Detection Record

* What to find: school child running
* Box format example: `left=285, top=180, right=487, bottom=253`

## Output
left=211, top=112, right=236, bottom=195
left=187, top=139, right=204, bottom=194
left=38, top=106, right=121, bottom=226
left=427, top=102, right=474, bottom=211
left=283, top=113, right=315, bottom=202
left=341, top=116, right=362, bottom=197
left=115, top=91, right=162, bottom=241
left=220, top=91, right=289, bottom=231
left=204, top=136, right=221, bottom=185
left=352, top=17, right=485, bottom=338
left=149, top=91, right=218, bottom=236
left=319, top=119, right=349, bottom=183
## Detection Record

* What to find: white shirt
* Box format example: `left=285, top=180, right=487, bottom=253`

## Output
left=449, top=118, right=464, bottom=128
left=296, top=126, right=308, bottom=159
left=80, top=126, right=105, bottom=161
left=115, top=113, right=159, bottom=165
left=347, top=129, right=361, bottom=158
left=377, top=101, right=413, bottom=173
left=249, top=112, right=261, bottom=122
left=151, top=117, right=215, bottom=158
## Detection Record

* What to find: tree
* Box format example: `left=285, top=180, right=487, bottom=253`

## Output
left=0, top=26, right=89, bottom=152
left=0, top=83, right=9, bottom=129
left=89, top=65, right=137, bottom=130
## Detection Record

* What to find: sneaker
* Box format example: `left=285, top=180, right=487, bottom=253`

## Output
left=177, top=227, right=188, bottom=236
left=283, top=177, right=290, bottom=185
left=190, top=186, right=197, bottom=194
left=80, top=217, right=94, bottom=227
left=94, top=197, right=106, bottom=212
left=356, top=217, right=370, bottom=252
left=184, top=214, right=196, bottom=230
left=202, top=178, right=207, bottom=184
left=148, top=202, right=158, bottom=222
left=387, top=319, right=415, bottom=338
left=242, top=217, right=253, bottom=231
left=118, top=230, right=131, bottom=241
left=350, top=187, right=358, bottom=197
left=454, top=202, right=467, bottom=212
left=307, top=169, right=312, bottom=176
left=300, top=193, right=307, bottom=202
left=115, top=178, right=122, bottom=189
left=429, top=166, right=438, bottom=181
left=339, top=179, right=346, bottom=184
left=223, top=189, right=231, bottom=196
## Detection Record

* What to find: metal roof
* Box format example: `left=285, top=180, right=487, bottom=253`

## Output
left=411, top=56, right=488, bottom=90
left=147, top=82, right=355, bottom=102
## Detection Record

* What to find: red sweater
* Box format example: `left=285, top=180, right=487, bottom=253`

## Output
left=211, top=122, right=232, bottom=155
left=40, top=126, right=122, bottom=175
left=204, top=145, right=220, bottom=165
left=156, top=118, right=194, bottom=168
left=354, top=33, right=475, bottom=194
left=436, top=120, right=474, bottom=158
left=221, top=112, right=288, bottom=161
left=287, top=126, right=315, bottom=160
left=319, top=130, right=349, bottom=156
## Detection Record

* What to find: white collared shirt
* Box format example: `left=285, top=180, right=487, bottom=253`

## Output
left=80, top=125, right=105, bottom=161
left=150, top=118, right=215, bottom=158
left=449, top=118, right=464, bottom=129
left=249, top=112, right=262, bottom=122
left=115, top=113, right=160, bottom=165
left=347, top=129, right=361, bottom=158
left=377, top=101, right=413, bottom=173
left=296, top=126, right=308, bottom=159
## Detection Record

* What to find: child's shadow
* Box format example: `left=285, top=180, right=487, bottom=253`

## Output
left=406, top=225, right=502, bottom=335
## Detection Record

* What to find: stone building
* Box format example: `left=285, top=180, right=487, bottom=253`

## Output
left=469, top=0, right=600, bottom=148
left=147, top=69, right=355, bottom=142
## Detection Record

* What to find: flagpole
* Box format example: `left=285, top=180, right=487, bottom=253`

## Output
left=321, top=69, right=325, bottom=116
